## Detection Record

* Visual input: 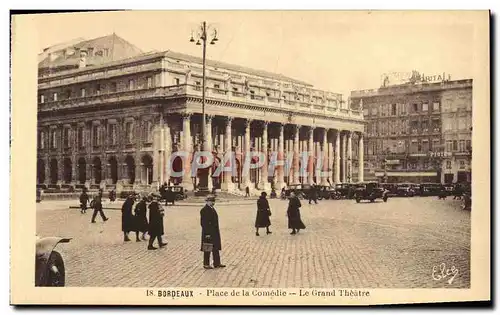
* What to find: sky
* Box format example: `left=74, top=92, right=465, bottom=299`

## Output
left=32, top=11, right=478, bottom=98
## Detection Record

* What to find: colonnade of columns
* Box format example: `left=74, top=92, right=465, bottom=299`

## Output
left=154, top=114, right=364, bottom=192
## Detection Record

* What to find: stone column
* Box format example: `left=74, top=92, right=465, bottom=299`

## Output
left=221, top=117, right=234, bottom=191
left=242, top=119, right=252, bottom=190
left=328, top=132, right=334, bottom=185
left=335, top=130, right=341, bottom=183
left=341, top=132, right=347, bottom=182
left=321, top=128, right=329, bottom=186
left=347, top=131, right=352, bottom=183
left=182, top=114, right=194, bottom=190
left=293, top=125, right=300, bottom=185
left=307, top=127, right=315, bottom=185
left=260, top=121, right=271, bottom=191
left=163, top=125, right=172, bottom=185
left=276, top=124, right=286, bottom=189
left=358, top=132, right=364, bottom=182
left=206, top=115, right=213, bottom=191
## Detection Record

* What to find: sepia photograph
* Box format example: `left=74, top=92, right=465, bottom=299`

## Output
left=10, top=10, right=490, bottom=305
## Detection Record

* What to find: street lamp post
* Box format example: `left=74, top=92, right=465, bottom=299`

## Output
left=190, top=21, right=218, bottom=194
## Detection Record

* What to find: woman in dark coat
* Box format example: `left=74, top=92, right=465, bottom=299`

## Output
left=121, top=195, right=136, bottom=242
left=147, top=195, right=166, bottom=250
left=134, top=196, right=148, bottom=242
left=287, top=192, right=306, bottom=235
left=255, top=192, right=272, bottom=236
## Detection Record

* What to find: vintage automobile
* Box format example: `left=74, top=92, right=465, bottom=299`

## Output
left=316, top=185, right=338, bottom=200
left=283, top=184, right=306, bottom=199
left=161, top=186, right=188, bottom=205
left=442, top=184, right=455, bottom=196
left=35, top=236, right=71, bottom=287
left=354, top=182, right=388, bottom=203
left=334, top=183, right=357, bottom=199
left=419, top=183, right=443, bottom=196
left=380, top=183, right=398, bottom=197
left=396, top=183, right=416, bottom=197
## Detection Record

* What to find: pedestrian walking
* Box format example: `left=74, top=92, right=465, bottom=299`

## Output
left=255, top=192, right=272, bottom=236
left=245, top=186, right=250, bottom=197
left=79, top=188, right=89, bottom=214
left=147, top=194, right=167, bottom=250
left=308, top=185, right=318, bottom=204
left=91, top=189, right=108, bottom=223
left=109, top=189, right=116, bottom=202
left=287, top=192, right=306, bottom=235
left=121, top=194, right=136, bottom=242
left=134, top=196, right=149, bottom=241
left=200, top=195, right=226, bottom=269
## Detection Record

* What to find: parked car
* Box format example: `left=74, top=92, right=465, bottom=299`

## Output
left=419, top=183, right=443, bottom=196
left=316, top=185, right=338, bottom=200
left=380, top=183, right=398, bottom=197
left=354, top=182, right=388, bottom=203
left=161, top=186, right=187, bottom=205
left=284, top=184, right=306, bottom=199
left=396, top=183, right=415, bottom=197
left=35, top=236, right=71, bottom=287
left=335, top=183, right=357, bottom=199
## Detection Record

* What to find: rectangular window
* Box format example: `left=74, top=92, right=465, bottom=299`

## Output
left=459, top=160, right=465, bottom=169
left=452, top=140, right=458, bottom=151
left=432, top=139, right=441, bottom=151
left=422, top=140, right=429, bottom=152
left=391, top=104, right=397, bottom=116
left=363, top=107, right=369, bottom=116
left=87, top=47, right=94, bottom=56
left=433, top=102, right=440, bottom=111
left=446, top=161, right=452, bottom=169
left=53, top=93, right=58, bottom=101
left=401, top=103, right=407, bottom=115
left=446, top=140, right=453, bottom=152
left=125, top=122, right=133, bottom=144
left=110, top=82, right=117, bottom=92
left=80, top=88, right=86, bottom=97
left=421, top=120, right=428, bottom=132
left=63, top=128, right=70, bottom=148
left=108, top=124, right=117, bottom=146
left=77, top=127, right=84, bottom=148
left=40, top=94, right=45, bottom=103
left=466, top=140, right=471, bottom=151
left=458, top=117, right=466, bottom=130
left=459, top=140, right=466, bottom=152
left=147, top=77, right=153, bottom=88
left=104, top=48, right=109, bottom=56
left=175, top=78, right=180, bottom=85
left=50, top=129, right=57, bottom=149
left=38, top=131, right=45, bottom=149
left=422, top=103, right=428, bottom=111
left=129, top=79, right=135, bottom=90
left=410, top=140, right=418, bottom=153
left=92, top=125, right=100, bottom=146
left=95, top=84, right=101, bottom=95
left=413, top=103, right=419, bottom=112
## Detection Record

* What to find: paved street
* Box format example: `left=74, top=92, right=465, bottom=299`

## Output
left=36, top=196, right=470, bottom=288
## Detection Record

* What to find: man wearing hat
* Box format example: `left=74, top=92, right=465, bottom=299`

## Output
left=200, top=195, right=225, bottom=269
left=91, top=189, right=108, bottom=223
left=147, top=193, right=167, bottom=250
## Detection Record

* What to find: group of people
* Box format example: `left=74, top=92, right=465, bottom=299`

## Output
left=255, top=191, right=306, bottom=236
left=79, top=188, right=109, bottom=223
left=121, top=193, right=167, bottom=250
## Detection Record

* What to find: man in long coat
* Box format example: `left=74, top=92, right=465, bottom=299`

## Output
left=79, top=188, right=89, bottom=214
left=200, top=195, right=226, bottom=269
left=91, top=189, right=108, bottom=223
left=287, top=192, right=306, bottom=235
left=147, top=195, right=166, bottom=250
left=121, top=195, right=136, bottom=242
left=134, top=196, right=149, bottom=242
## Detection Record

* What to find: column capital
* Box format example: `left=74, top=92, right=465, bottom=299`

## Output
left=224, top=116, right=234, bottom=124
left=261, top=120, right=270, bottom=127
left=244, top=118, right=253, bottom=128
left=205, top=114, right=214, bottom=123
left=181, top=112, right=192, bottom=119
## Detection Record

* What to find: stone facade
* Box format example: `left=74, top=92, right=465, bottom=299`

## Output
left=350, top=79, right=472, bottom=184
left=37, top=36, right=365, bottom=192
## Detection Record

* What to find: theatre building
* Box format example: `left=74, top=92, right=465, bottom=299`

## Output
left=37, top=34, right=365, bottom=193
left=350, top=75, right=472, bottom=184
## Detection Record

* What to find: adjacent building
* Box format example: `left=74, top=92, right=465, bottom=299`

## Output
left=37, top=34, right=365, bottom=193
left=350, top=73, right=472, bottom=184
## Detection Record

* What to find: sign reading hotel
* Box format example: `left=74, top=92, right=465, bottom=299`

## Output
left=381, top=70, right=452, bottom=87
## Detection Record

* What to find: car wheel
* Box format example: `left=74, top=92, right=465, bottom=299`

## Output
left=44, top=250, right=65, bottom=287
left=370, top=199, right=375, bottom=202
left=356, top=198, right=360, bottom=203
left=383, top=197, right=388, bottom=202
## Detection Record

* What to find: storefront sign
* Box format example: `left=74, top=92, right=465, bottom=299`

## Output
left=381, top=70, right=452, bottom=87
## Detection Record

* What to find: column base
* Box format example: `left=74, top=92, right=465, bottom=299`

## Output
left=275, top=181, right=286, bottom=190
left=221, top=182, right=235, bottom=192
left=182, top=182, right=195, bottom=193
left=260, top=182, right=272, bottom=191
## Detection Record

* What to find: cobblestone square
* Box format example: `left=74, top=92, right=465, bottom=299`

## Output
left=36, top=197, right=470, bottom=288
